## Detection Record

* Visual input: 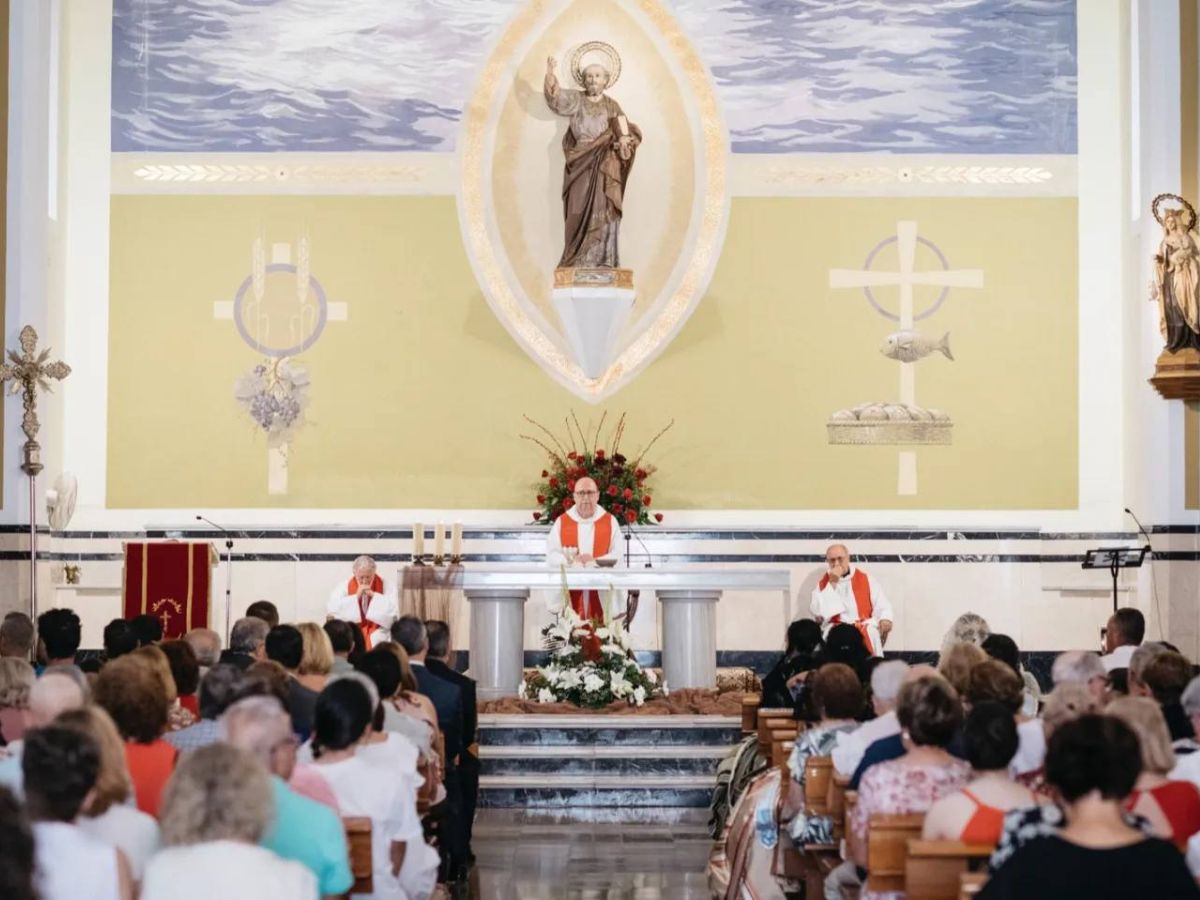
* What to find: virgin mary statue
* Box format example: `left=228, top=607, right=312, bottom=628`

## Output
left=544, top=44, right=642, bottom=270
left=1154, top=197, right=1200, bottom=353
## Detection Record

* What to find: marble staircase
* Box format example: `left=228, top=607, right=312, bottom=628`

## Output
left=477, top=714, right=742, bottom=810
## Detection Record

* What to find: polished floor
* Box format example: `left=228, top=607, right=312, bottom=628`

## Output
left=470, top=808, right=712, bottom=900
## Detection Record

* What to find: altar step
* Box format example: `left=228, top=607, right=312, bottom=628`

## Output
left=476, top=714, right=740, bottom=811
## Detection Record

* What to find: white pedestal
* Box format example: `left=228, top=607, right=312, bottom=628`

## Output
left=466, top=588, right=528, bottom=701
left=552, top=281, right=635, bottom=379
left=657, top=589, right=721, bottom=690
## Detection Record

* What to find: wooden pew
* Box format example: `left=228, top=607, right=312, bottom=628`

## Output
left=905, top=841, right=993, bottom=900
left=742, top=692, right=761, bottom=734
left=827, top=773, right=850, bottom=841
left=344, top=817, right=373, bottom=895
left=757, top=707, right=795, bottom=755
left=864, top=813, right=924, bottom=894
left=795, top=755, right=841, bottom=899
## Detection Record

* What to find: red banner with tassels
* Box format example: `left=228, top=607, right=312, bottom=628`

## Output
left=122, top=542, right=214, bottom=639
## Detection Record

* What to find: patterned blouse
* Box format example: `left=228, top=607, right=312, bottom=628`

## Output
left=787, top=721, right=858, bottom=845
left=988, top=803, right=1155, bottom=872
left=852, top=758, right=972, bottom=900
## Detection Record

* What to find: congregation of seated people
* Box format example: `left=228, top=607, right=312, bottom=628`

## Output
left=712, top=606, right=1200, bottom=899
left=0, top=602, right=478, bottom=899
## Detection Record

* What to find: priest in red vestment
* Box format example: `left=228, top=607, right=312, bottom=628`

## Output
left=810, top=543, right=894, bottom=658
left=546, top=477, right=621, bottom=621
left=326, top=555, right=397, bottom=648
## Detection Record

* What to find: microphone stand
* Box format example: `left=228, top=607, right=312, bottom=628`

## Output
left=196, top=516, right=234, bottom=643
left=1124, top=507, right=1154, bottom=555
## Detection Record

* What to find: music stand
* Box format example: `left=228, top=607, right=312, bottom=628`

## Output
left=1082, top=546, right=1149, bottom=614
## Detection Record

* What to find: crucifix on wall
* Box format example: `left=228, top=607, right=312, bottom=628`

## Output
left=826, top=221, right=984, bottom=495
left=213, top=237, right=348, bottom=495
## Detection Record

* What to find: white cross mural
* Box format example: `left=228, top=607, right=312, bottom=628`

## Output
left=214, top=238, right=348, bottom=495
left=828, top=221, right=984, bottom=495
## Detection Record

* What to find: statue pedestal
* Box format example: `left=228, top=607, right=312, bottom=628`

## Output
left=552, top=268, right=635, bottom=378
left=1150, top=348, right=1200, bottom=400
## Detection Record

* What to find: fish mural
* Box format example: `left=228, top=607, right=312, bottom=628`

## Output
left=880, top=331, right=954, bottom=363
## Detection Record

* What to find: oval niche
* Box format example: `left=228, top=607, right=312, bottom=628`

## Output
left=458, top=0, right=729, bottom=403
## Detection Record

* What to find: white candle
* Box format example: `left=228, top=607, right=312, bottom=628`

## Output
left=413, top=523, right=424, bottom=558
left=451, top=523, right=463, bottom=558
left=434, top=523, right=445, bottom=559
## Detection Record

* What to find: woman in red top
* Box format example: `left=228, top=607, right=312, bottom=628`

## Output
left=1109, top=695, right=1200, bottom=850
left=923, top=701, right=1040, bottom=846
left=93, top=654, right=178, bottom=818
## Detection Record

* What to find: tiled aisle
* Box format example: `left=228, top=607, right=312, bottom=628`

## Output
left=471, top=808, right=712, bottom=900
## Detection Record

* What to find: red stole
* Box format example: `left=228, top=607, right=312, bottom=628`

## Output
left=819, top=569, right=875, bottom=654
left=559, top=512, right=614, bottom=621
left=347, top=574, right=385, bottom=647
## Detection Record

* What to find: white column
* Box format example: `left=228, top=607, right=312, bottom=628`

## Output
left=467, top=588, right=529, bottom=700
left=657, top=589, right=720, bottom=690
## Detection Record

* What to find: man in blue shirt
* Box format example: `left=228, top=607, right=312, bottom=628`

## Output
left=222, top=695, right=353, bottom=896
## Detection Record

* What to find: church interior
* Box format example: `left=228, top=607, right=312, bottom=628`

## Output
left=2, top=0, right=1200, bottom=897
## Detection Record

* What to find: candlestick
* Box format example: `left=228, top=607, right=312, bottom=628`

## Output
left=413, top=523, right=425, bottom=561
left=434, top=522, right=445, bottom=563
left=451, top=523, right=463, bottom=562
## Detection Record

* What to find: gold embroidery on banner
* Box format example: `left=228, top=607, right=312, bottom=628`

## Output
left=459, top=0, right=727, bottom=400
left=140, top=543, right=148, bottom=615
left=186, top=545, right=194, bottom=632
left=151, top=597, right=183, bottom=633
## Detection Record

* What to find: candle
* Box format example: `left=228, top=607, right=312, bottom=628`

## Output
left=413, top=523, right=424, bottom=558
left=451, top=523, right=463, bottom=559
left=434, top=523, right=445, bottom=559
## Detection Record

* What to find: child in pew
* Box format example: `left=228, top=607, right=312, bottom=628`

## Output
left=922, top=703, right=1040, bottom=846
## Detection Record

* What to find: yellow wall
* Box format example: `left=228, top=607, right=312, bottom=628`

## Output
left=108, top=194, right=1077, bottom=509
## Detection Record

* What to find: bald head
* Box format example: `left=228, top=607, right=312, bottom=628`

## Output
left=573, top=477, right=600, bottom=518
left=221, top=695, right=294, bottom=778
left=185, top=628, right=222, bottom=668
left=825, top=544, right=850, bottom=577
left=29, top=670, right=87, bottom=727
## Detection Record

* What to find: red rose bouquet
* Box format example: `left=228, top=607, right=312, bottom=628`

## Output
left=521, top=412, right=672, bottom=525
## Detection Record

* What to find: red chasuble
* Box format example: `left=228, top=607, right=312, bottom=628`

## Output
left=345, top=574, right=385, bottom=648
left=818, top=569, right=876, bottom=654
left=559, top=512, right=615, bottom=622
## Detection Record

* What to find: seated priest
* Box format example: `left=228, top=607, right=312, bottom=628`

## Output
left=810, top=542, right=894, bottom=658
left=326, top=555, right=397, bottom=649
left=545, top=477, right=625, bottom=622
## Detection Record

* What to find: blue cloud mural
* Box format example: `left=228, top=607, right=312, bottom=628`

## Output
left=111, top=0, right=1076, bottom=155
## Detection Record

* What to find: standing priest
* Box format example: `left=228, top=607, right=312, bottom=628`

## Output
left=327, top=555, right=397, bottom=648
left=810, top=543, right=893, bottom=658
left=546, top=477, right=621, bottom=621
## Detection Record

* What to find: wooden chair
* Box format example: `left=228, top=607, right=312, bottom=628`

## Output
left=343, top=817, right=373, bottom=896
left=742, top=692, right=761, bottom=734
left=905, top=841, right=993, bottom=900
left=959, top=871, right=988, bottom=899
left=804, top=756, right=833, bottom=818
left=864, top=813, right=924, bottom=894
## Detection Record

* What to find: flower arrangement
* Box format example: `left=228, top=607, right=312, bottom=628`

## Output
left=234, top=357, right=310, bottom=448
left=519, top=582, right=665, bottom=709
left=521, top=412, right=672, bottom=525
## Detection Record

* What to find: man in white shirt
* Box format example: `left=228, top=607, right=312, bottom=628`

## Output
left=1100, top=606, right=1144, bottom=672
left=832, top=660, right=908, bottom=777
left=326, top=555, right=397, bottom=648
left=810, top=544, right=894, bottom=658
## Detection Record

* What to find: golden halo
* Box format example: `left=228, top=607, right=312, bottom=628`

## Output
left=570, top=41, right=621, bottom=89
left=1152, top=192, right=1198, bottom=232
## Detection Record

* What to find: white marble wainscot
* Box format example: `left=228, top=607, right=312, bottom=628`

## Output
left=5, top=524, right=1197, bottom=662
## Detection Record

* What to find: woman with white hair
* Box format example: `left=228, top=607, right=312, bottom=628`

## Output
left=938, top=613, right=990, bottom=664
left=0, top=658, right=34, bottom=745
left=140, top=743, right=316, bottom=899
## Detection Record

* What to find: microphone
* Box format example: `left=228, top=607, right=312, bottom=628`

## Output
left=1123, top=507, right=1154, bottom=552
left=622, top=520, right=654, bottom=568
left=195, top=515, right=234, bottom=550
